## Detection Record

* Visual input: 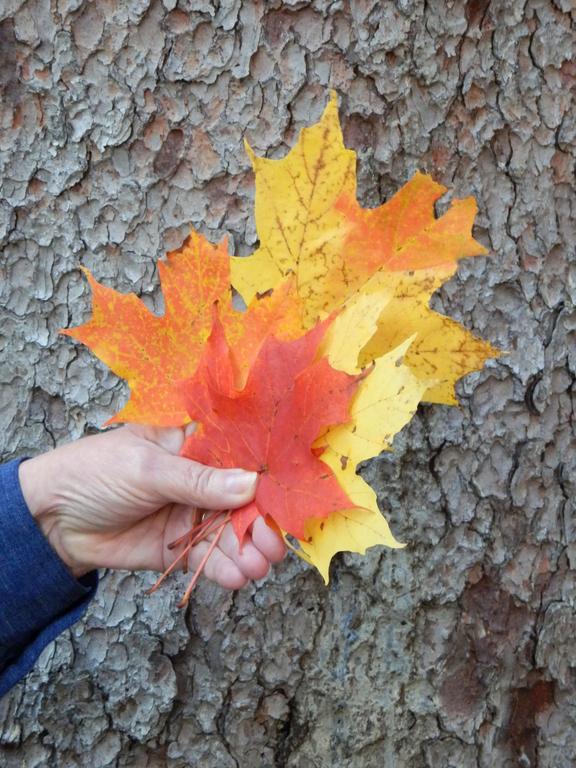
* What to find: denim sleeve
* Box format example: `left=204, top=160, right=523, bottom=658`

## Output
left=0, top=457, right=98, bottom=698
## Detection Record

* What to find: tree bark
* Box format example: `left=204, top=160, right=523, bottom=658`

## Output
left=0, top=0, right=574, bottom=766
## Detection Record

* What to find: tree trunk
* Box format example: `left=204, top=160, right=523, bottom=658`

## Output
left=0, top=1, right=574, bottom=766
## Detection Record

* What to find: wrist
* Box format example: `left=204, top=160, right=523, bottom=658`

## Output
left=18, top=454, right=90, bottom=579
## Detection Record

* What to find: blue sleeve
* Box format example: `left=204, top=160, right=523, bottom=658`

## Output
left=0, top=457, right=98, bottom=698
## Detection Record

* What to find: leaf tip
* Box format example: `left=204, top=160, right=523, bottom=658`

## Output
left=77, top=264, right=96, bottom=286
left=243, top=137, right=256, bottom=166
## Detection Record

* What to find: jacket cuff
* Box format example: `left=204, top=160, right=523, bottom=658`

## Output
left=0, top=457, right=98, bottom=695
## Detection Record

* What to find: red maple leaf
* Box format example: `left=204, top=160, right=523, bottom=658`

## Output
left=179, top=311, right=362, bottom=543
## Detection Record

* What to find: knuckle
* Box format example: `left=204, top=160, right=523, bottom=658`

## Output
left=185, top=462, right=215, bottom=501
left=132, top=446, right=158, bottom=485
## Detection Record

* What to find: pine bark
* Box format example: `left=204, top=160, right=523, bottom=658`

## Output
left=0, top=1, right=574, bottom=765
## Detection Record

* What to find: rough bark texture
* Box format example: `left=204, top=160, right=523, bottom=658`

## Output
left=0, top=0, right=575, bottom=766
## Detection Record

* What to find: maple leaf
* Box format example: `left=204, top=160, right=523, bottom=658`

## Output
left=359, top=298, right=499, bottom=405
left=61, top=230, right=303, bottom=426
left=293, top=337, right=428, bottom=581
left=319, top=337, right=427, bottom=464
left=231, top=92, right=356, bottom=323
left=231, top=95, right=486, bottom=318
left=334, top=174, right=486, bottom=277
left=334, top=178, right=499, bottom=403
left=295, top=508, right=404, bottom=585
left=179, top=312, right=363, bottom=542
left=230, top=92, right=496, bottom=402
left=318, top=287, right=392, bottom=374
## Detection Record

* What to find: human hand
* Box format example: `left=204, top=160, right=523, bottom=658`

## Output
left=18, top=424, right=286, bottom=588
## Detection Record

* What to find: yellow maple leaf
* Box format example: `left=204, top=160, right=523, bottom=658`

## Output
left=231, top=91, right=356, bottom=322
left=296, top=445, right=405, bottom=584
left=320, top=337, right=427, bottom=462
left=231, top=91, right=495, bottom=402
left=360, top=298, right=499, bottom=405
left=295, top=503, right=404, bottom=585
left=319, top=288, right=392, bottom=374
left=291, top=337, right=428, bottom=582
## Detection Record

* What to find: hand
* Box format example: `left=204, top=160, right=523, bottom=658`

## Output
left=18, top=424, right=286, bottom=589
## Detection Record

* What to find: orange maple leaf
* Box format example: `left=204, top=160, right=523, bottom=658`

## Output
left=334, top=171, right=486, bottom=278
left=179, top=312, right=363, bottom=543
left=61, top=230, right=302, bottom=426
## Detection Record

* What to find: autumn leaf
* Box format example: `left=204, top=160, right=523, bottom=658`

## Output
left=61, top=230, right=303, bottom=426
left=334, top=177, right=498, bottom=403
left=359, top=298, right=500, bottom=405
left=334, top=176, right=486, bottom=278
left=296, top=508, right=404, bottom=585
left=231, top=95, right=486, bottom=318
left=318, top=287, right=392, bottom=374
left=179, top=311, right=364, bottom=542
left=231, top=91, right=356, bottom=323
left=292, top=337, right=427, bottom=580
left=230, top=91, right=495, bottom=402
left=319, top=337, right=427, bottom=463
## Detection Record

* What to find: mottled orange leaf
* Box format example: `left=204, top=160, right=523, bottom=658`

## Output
left=335, top=172, right=487, bottom=277
left=62, top=231, right=302, bottom=426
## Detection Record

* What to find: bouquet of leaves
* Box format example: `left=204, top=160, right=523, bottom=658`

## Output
left=62, top=93, right=497, bottom=604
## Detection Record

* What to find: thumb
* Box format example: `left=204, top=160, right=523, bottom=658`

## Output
left=151, top=454, right=258, bottom=510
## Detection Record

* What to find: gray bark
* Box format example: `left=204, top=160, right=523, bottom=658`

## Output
left=0, top=0, right=574, bottom=766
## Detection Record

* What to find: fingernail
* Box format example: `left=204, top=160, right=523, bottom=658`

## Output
left=224, top=469, right=258, bottom=495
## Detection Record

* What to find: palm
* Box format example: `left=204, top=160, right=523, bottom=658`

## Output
left=68, top=500, right=198, bottom=573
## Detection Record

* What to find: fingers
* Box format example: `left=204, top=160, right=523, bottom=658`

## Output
left=188, top=539, right=248, bottom=590
left=151, top=453, right=258, bottom=510
left=185, top=516, right=286, bottom=589
left=203, top=516, right=287, bottom=585
left=216, top=521, right=271, bottom=581
left=250, top=517, right=286, bottom=564
left=163, top=508, right=287, bottom=593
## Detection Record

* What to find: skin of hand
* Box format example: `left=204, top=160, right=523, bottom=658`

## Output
left=18, top=424, right=286, bottom=589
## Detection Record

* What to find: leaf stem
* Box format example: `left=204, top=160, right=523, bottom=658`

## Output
left=177, top=511, right=231, bottom=608
left=146, top=509, right=231, bottom=606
